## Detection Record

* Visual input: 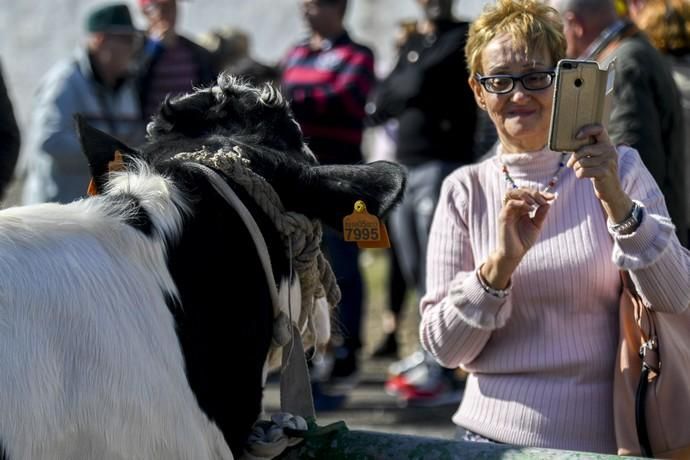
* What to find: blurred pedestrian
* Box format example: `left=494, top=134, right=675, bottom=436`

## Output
left=0, top=60, right=21, bottom=201
left=22, top=3, right=145, bottom=204
left=550, top=0, right=688, bottom=246
left=198, top=27, right=279, bottom=86
left=367, top=0, right=479, bottom=407
left=628, top=0, right=690, bottom=245
left=136, top=0, right=216, bottom=121
left=367, top=19, right=418, bottom=361
left=281, top=0, right=375, bottom=408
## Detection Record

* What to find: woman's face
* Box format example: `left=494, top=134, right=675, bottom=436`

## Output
left=469, top=33, right=555, bottom=153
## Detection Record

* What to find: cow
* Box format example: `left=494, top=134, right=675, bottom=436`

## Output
left=0, top=74, right=405, bottom=460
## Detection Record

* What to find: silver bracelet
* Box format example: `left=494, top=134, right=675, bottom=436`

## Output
left=476, top=265, right=511, bottom=299
left=608, top=201, right=643, bottom=235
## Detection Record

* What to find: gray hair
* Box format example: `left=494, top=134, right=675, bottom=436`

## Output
left=551, top=0, right=617, bottom=17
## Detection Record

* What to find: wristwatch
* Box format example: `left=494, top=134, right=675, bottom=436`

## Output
left=609, top=201, right=643, bottom=235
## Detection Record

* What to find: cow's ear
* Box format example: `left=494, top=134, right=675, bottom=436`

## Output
left=75, top=115, right=139, bottom=194
left=288, top=161, right=407, bottom=231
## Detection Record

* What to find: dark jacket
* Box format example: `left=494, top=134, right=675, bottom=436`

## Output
left=0, top=62, right=20, bottom=199
left=137, top=35, right=216, bottom=115
left=596, top=22, right=688, bottom=246
left=369, top=21, right=478, bottom=167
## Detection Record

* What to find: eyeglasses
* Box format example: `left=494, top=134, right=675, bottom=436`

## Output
left=475, top=70, right=555, bottom=94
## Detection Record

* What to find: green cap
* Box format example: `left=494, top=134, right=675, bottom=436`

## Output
left=86, top=3, right=137, bottom=33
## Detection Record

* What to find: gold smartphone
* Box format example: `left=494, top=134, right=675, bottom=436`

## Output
left=548, top=59, right=616, bottom=152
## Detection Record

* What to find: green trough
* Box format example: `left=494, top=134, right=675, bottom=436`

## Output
left=276, top=421, right=645, bottom=459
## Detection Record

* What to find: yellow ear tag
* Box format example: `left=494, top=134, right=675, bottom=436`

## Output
left=87, top=150, right=125, bottom=196
left=343, top=200, right=391, bottom=249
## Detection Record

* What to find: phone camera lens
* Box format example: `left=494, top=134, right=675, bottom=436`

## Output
left=574, top=78, right=583, bottom=87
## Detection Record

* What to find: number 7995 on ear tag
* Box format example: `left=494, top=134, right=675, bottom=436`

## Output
left=343, top=200, right=391, bottom=249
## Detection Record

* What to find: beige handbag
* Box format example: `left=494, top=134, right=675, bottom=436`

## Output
left=614, top=272, right=690, bottom=458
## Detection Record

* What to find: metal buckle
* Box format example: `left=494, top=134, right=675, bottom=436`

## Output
left=638, top=338, right=657, bottom=358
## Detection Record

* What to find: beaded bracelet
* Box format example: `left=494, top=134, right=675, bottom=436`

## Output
left=475, top=265, right=511, bottom=299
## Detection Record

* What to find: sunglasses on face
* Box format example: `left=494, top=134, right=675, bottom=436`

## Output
left=475, top=70, right=556, bottom=94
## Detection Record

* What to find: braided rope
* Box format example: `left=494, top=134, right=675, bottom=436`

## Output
left=174, top=148, right=341, bottom=343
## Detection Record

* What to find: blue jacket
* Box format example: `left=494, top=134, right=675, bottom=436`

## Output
left=22, top=48, right=145, bottom=204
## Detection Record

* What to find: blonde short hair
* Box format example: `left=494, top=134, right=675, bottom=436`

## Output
left=636, top=0, right=690, bottom=54
left=465, top=0, right=567, bottom=75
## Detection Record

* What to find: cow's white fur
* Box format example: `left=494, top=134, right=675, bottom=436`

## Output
left=0, top=166, right=233, bottom=460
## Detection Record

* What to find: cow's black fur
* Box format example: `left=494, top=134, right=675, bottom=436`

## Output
left=77, top=73, right=406, bottom=456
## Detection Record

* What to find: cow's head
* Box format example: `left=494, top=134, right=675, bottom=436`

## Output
left=77, top=73, right=406, bottom=349
left=79, top=73, right=404, bottom=229
left=77, top=74, right=406, bottom=455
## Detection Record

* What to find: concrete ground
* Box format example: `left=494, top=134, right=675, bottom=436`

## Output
left=263, top=357, right=460, bottom=440
left=264, top=249, right=461, bottom=440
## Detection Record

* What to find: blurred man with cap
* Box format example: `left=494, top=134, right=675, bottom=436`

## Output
left=22, top=3, right=146, bottom=204
left=136, top=0, right=216, bottom=120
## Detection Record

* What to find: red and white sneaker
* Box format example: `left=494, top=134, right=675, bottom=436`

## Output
left=387, top=350, right=426, bottom=377
left=385, top=352, right=462, bottom=407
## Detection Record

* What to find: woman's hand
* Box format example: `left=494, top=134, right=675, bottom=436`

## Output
left=481, top=188, right=553, bottom=289
left=567, top=124, right=633, bottom=222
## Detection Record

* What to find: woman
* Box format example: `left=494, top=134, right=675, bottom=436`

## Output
left=631, top=0, right=690, bottom=247
left=419, top=0, right=690, bottom=454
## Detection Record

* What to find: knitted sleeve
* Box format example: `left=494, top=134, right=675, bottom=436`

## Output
left=419, top=173, right=512, bottom=369
left=610, top=146, right=690, bottom=313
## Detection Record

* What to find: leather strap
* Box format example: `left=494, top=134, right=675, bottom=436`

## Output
left=621, top=271, right=660, bottom=457
left=280, top=325, right=316, bottom=419
left=595, top=22, right=642, bottom=62
left=636, top=365, right=652, bottom=457
left=183, top=162, right=315, bottom=419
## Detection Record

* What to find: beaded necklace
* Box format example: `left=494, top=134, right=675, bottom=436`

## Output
left=500, top=151, right=569, bottom=194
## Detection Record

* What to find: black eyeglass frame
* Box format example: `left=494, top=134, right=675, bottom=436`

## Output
left=475, top=70, right=556, bottom=94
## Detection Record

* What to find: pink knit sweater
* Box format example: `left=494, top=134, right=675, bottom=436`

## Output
left=420, top=145, right=690, bottom=454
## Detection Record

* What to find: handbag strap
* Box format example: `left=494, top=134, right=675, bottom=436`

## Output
left=620, top=272, right=660, bottom=376
left=620, top=270, right=660, bottom=457
left=636, top=365, right=653, bottom=457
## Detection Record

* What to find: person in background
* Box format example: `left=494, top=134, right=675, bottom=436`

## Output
left=628, top=0, right=690, bottom=246
left=421, top=0, right=689, bottom=451
left=137, top=0, right=216, bottom=121
left=367, top=19, right=418, bottom=361
left=0, top=60, right=21, bottom=201
left=367, top=0, right=478, bottom=406
left=22, top=3, right=145, bottom=204
left=281, top=0, right=375, bottom=408
left=198, top=26, right=279, bottom=86
left=549, top=0, right=688, bottom=247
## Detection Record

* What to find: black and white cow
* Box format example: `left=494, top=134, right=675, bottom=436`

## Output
left=0, top=74, right=405, bottom=460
